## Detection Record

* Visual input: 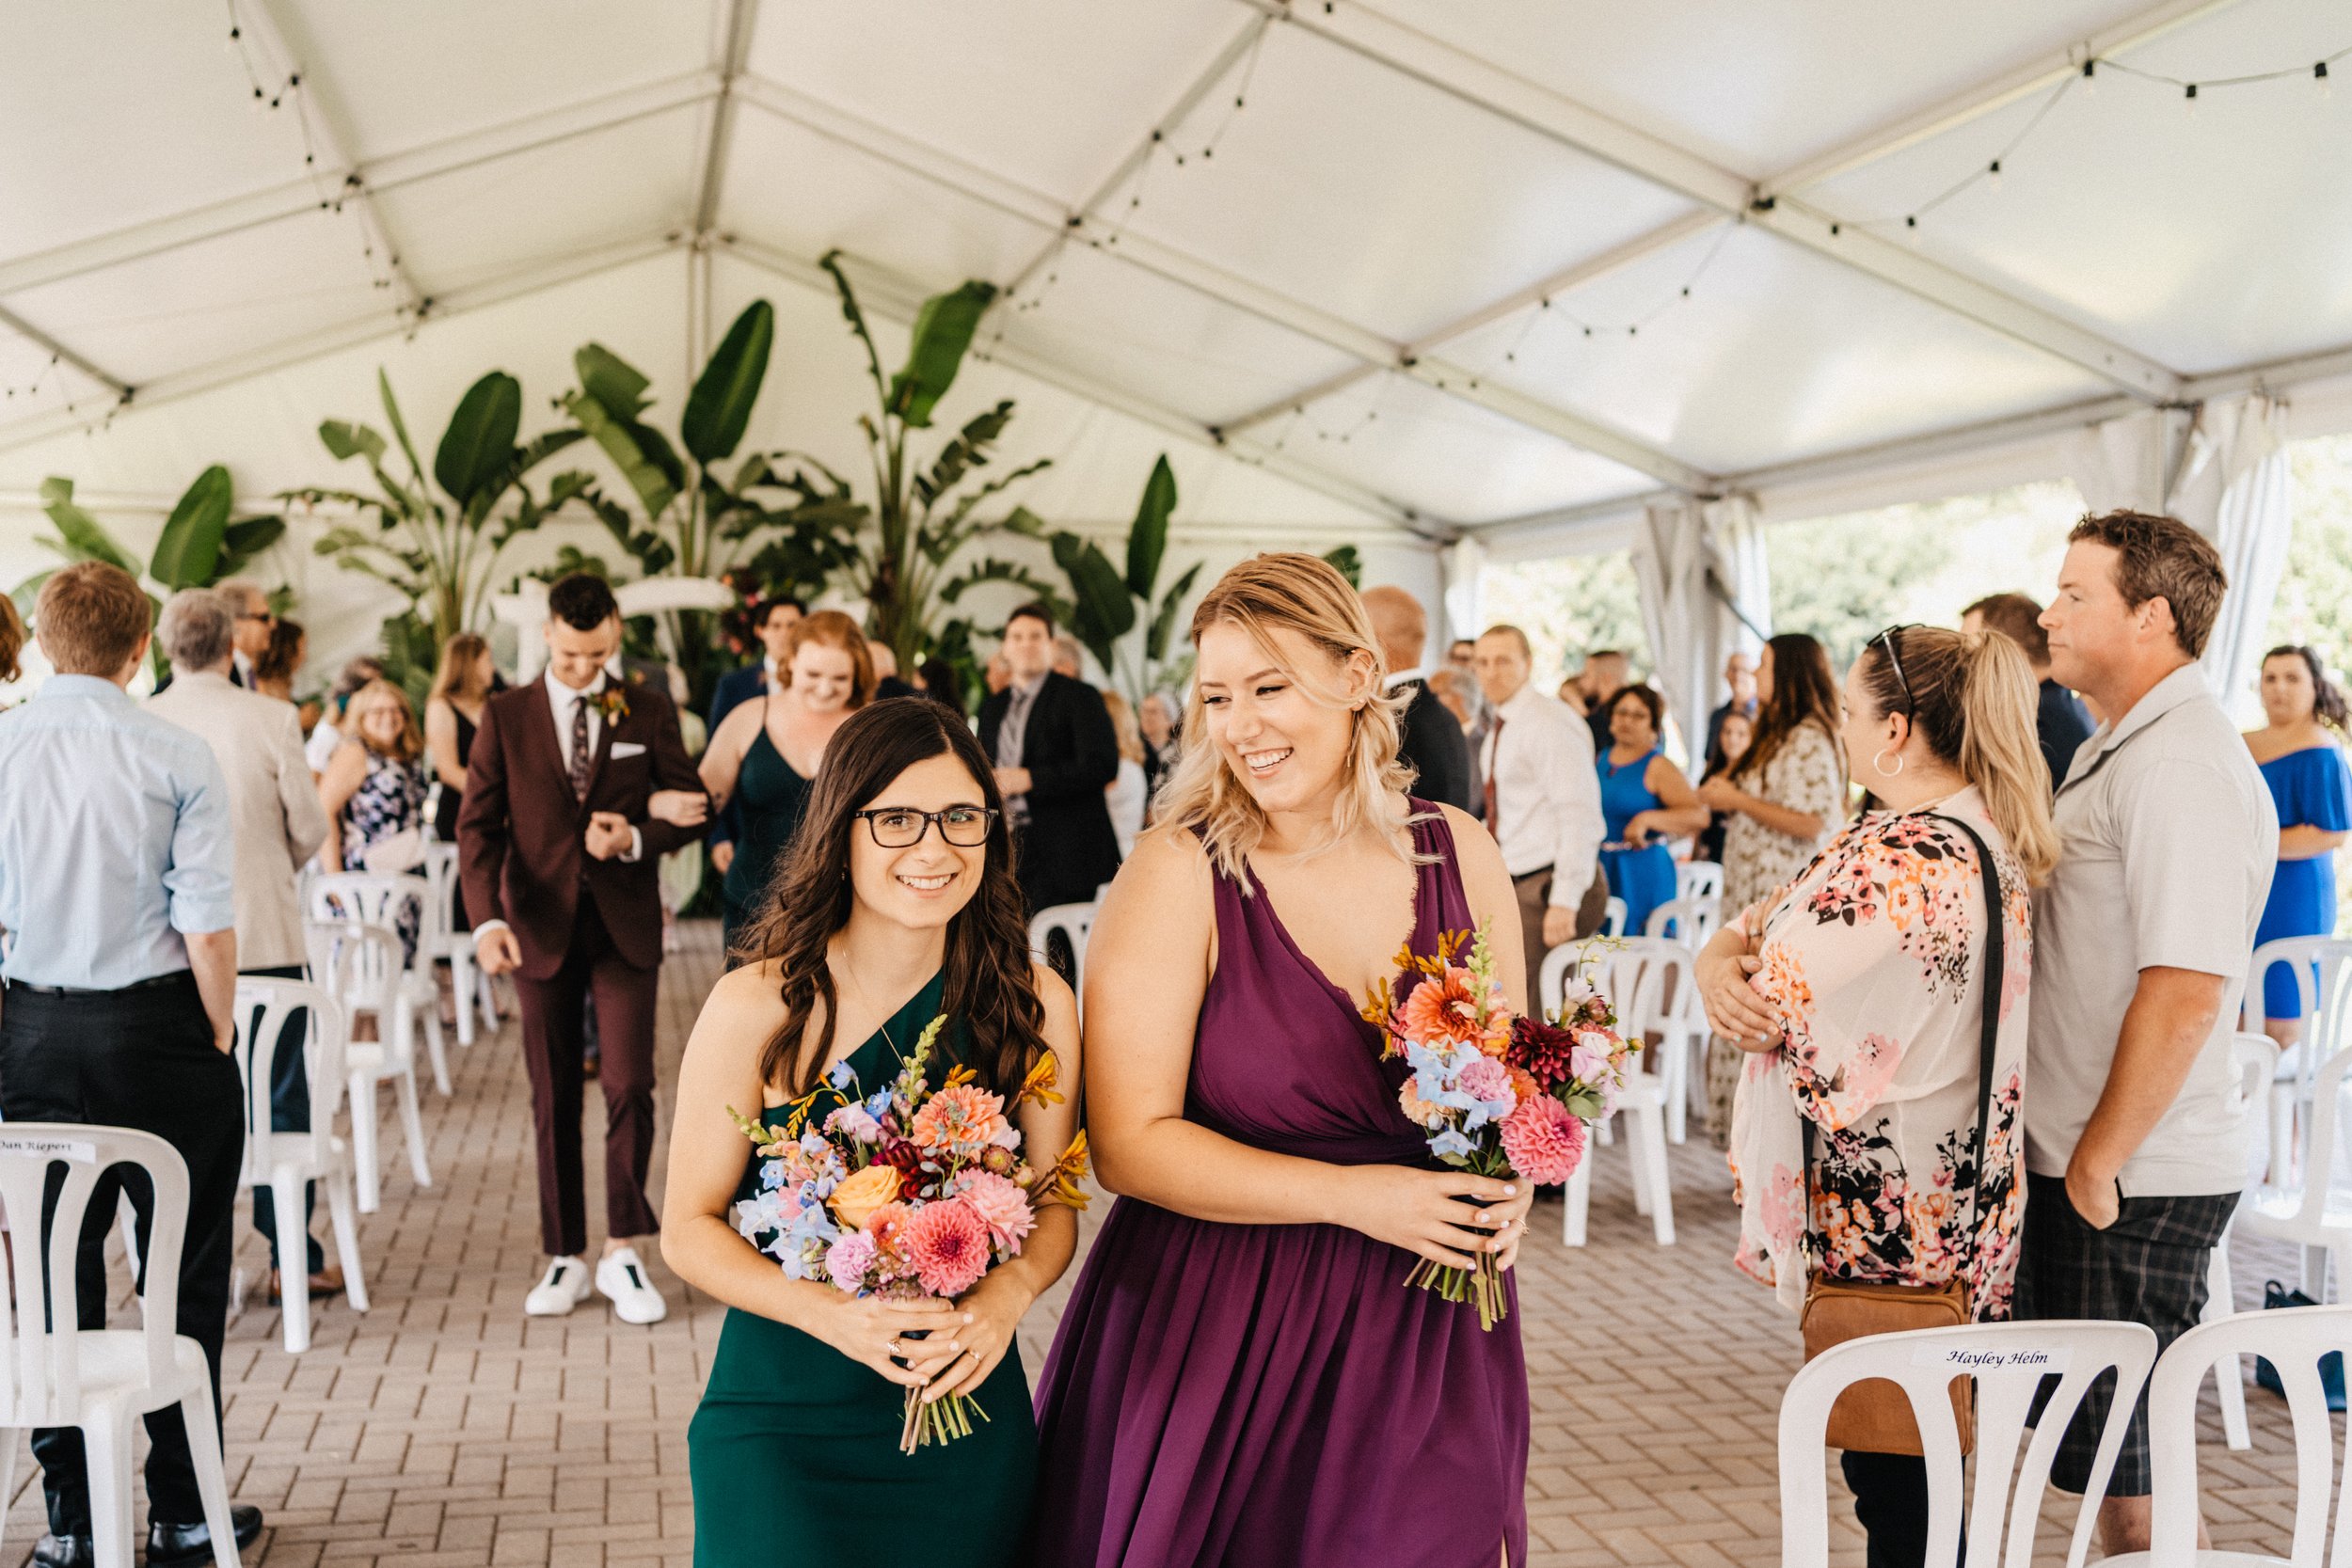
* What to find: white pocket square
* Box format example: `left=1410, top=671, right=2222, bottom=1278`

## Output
left=610, top=741, right=647, bottom=759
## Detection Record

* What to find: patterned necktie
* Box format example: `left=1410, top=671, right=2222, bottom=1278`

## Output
left=1483, top=713, right=1503, bottom=838
left=568, top=690, right=594, bottom=802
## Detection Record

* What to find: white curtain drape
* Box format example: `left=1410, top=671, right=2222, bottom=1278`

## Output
left=1439, top=534, right=1488, bottom=648
left=1634, top=494, right=1770, bottom=770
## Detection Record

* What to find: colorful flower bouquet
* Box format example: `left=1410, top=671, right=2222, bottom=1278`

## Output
left=728, top=1016, right=1090, bottom=1451
left=1361, top=923, right=1639, bottom=1330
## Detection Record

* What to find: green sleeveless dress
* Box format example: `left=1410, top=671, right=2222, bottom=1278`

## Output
left=720, top=722, right=815, bottom=955
left=687, top=972, right=1038, bottom=1567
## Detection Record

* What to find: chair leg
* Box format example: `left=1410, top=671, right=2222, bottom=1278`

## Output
left=1662, top=1035, right=1690, bottom=1146
left=1627, top=1117, right=1654, bottom=1217
left=84, top=1407, right=135, bottom=1568
left=326, top=1169, right=369, bottom=1314
left=1638, top=1107, right=1676, bottom=1246
left=2204, top=1243, right=2249, bottom=1450
left=421, top=1004, right=450, bottom=1098
left=269, top=1176, right=311, bottom=1354
left=174, top=1371, right=241, bottom=1568
left=350, top=1071, right=381, bottom=1214
left=1564, top=1164, right=1589, bottom=1247
left=0, top=1432, right=17, bottom=1560
left=450, top=954, right=477, bottom=1049
left=393, top=1067, right=433, bottom=1191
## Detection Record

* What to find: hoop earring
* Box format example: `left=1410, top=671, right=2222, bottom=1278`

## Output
left=1872, top=748, right=1904, bottom=779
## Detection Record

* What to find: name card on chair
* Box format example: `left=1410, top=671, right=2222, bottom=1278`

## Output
left=1914, top=1345, right=2072, bottom=1373
left=0, top=1135, right=97, bottom=1162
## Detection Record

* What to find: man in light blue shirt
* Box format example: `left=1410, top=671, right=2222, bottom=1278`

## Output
left=0, top=562, right=263, bottom=1568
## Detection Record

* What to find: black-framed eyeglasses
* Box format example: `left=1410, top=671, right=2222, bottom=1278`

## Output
left=236, top=611, right=276, bottom=625
left=852, top=805, right=999, bottom=848
left=1871, top=624, right=1922, bottom=714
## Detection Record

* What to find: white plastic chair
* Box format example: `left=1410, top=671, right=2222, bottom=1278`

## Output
left=2245, top=936, right=2352, bottom=1185
left=1644, top=895, right=1722, bottom=951
left=2202, top=1033, right=2280, bottom=1452
left=309, top=872, right=451, bottom=1096
left=1779, top=1318, right=2158, bottom=1568
left=421, top=844, right=499, bottom=1050
left=2241, top=1035, right=2352, bottom=1305
left=232, top=979, right=371, bottom=1354
left=1677, top=860, right=1724, bottom=901
left=1599, top=896, right=1627, bottom=939
left=1028, top=902, right=1096, bottom=997
left=0, top=1125, right=242, bottom=1568
left=1544, top=941, right=1677, bottom=1246
left=2103, top=1303, right=2352, bottom=1568
left=306, top=919, right=434, bottom=1213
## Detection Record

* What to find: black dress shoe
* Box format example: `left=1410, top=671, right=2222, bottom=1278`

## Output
left=29, top=1533, right=91, bottom=1568
left=147, top=1504, right=262, bottom=1566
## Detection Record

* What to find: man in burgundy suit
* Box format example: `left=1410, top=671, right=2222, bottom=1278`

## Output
left=458, top=575, right=707, bottom=1323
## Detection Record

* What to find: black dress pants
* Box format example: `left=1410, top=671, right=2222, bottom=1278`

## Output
left=0, top=974, right=244, bottom=1534
left=1842, top=1449, right=1950, bottom=1568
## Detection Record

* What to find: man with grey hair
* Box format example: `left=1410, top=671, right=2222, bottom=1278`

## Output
left=215, top=578, right=275, bottom=689
left=148, top=589, right=335, bottom=1303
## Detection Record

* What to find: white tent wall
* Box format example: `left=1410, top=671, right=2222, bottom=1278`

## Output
left=0, top=246, right=1436, bottom=697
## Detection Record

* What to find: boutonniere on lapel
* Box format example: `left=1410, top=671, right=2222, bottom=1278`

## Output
left=594, top=687, right=631, bottom=725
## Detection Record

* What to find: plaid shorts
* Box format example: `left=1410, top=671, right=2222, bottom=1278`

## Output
left=2012, top=1172, right=2238, bottom=1496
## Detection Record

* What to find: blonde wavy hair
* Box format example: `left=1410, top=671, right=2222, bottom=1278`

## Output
left=1154, top=553, right=1416, bottom=887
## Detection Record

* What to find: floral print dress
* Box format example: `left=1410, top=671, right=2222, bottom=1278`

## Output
left=1706, top=721, right=1847, bottom=1139
left=1725, top=787, right=2029, bottom=1318
left=341, top=750, right=428, bottom=958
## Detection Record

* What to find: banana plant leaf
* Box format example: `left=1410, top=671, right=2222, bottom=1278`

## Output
left=818, top=250, right=889, bottom=404
left=914, top=401, right=1013, bottom=508
left=887, top=280, right=996, bottom=430
left=434, top=372, right=523, bottom=505
left=1145, top=559, right=1205, bottom=663
left=37, top=477, right=136, bottom=573
left=318, top=420, right=386, bottom=464
left=681, top=301, right=774, bottom=465
left=148, top=465, right=234, bottom=589
left=215, top=515, right=287, bottom=579
left=378, top=370, right=429, bottom=489
left=1125, top=454, right=1177, bottom=600
left=566, top=388, right=677, bottom=523
left=1322, top=545, right=1362, bottom=589
left=1051, top=531, right=1136, bottom=673
left=574, top=343, right=653, bottom=420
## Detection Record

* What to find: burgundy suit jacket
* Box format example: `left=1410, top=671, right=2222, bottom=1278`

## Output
left=456, top=675, right=704, bottom=979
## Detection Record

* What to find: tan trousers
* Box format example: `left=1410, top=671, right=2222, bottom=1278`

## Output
left=1514, top=865, right=1610, bottom=1015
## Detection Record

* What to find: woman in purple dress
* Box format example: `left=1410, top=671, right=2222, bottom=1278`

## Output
left=1031, top=553, right=1535, bottom=1568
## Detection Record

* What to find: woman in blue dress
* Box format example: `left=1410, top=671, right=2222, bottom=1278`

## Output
left=2246, top=645, right=2352, bottom=1047
left=1597, top=685, right=1710, bottom=938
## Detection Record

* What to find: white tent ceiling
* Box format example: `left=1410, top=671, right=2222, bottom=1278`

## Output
left=3, top=0, right=2350, bottom=552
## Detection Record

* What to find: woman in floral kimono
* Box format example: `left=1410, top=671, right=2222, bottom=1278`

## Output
left=1697, top=624, right=2059, bottom=1568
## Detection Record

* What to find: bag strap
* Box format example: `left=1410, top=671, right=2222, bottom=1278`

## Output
left=1801, top=812, right=2005, bottom=1290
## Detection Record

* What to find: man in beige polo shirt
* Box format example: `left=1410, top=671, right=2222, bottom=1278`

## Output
left=2021, top=511, right=2277, bottom=1555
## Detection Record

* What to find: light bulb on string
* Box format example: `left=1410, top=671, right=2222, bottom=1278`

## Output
left=2081, top=58, right=2098, bottom=97
left=1987, top=158, right=2003, bottom=192
left=2185, top=82, right=2200, bottom=116
left=2320, top=61, right=2334, bottom=99
left=1905, top=214, right=1922, bottom=246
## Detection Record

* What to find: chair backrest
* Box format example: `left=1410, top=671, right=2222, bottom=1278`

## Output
left=1779, top=1319, right=2158, bottom=1568
left=0, top=1124, right=190, bottom=1427
left=233, top=978, right=348, bottom=1179
left=2145, top=1303, right=2352, bottom=1565
left=1028, top=902, right=1096, bottom=993
left=1597, top=937, right=1691, bottom=1047
left=1600, top=896, right=1627, bottom=938
left=2247, top=936, right=2352, bottom=1069
left=310, top=872, right=429, bottom=958
left=421, top=844, right=462, bottom=943
left=2282, top=1037, right=2352, bottom=1225
left=1644, top=895, right=1722, bottom=949
left=306, top=916, right=405, bottom=1011
left=2232, top=1028, right=2280, bottom=1138
left=1677, top=861, right=1724, bottom=900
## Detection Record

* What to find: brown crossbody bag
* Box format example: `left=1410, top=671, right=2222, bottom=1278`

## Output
left=1796, top=813, right=2002, bottom=1457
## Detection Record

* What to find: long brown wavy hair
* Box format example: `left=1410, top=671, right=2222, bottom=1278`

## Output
left=734, top=699, right=1046, bottom=1099
left=1729, top=632, right=1843, bottom=788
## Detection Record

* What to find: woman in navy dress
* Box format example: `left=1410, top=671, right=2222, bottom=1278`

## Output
left=2246, top=644, right=2352, bottom=1046
left=1596, top=685, right=1709, bottom=938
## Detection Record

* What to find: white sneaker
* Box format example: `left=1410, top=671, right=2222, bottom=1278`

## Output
left=523, top=1256, right=594, bottom=1317
left=596, top=1245, right=668, bottom=1325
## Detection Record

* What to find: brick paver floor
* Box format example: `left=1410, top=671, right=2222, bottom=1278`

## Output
left=5, top=920, right=2300, bottom=1564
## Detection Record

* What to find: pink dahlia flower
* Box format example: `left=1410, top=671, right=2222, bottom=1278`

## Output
left=910, top=1084, right=1009, bottom=1154
left=1456, top=1053, right=1514, bottom=1112
left=957, top=1170, right=1037, bottom=1250
left=1500, top=1095, right=1586, bottom=1185
left=903, top=1197, right=992, bottom=1296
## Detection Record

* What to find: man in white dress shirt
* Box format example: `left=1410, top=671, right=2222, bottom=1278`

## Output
left=1472, top=624, right=1608, bottom=1010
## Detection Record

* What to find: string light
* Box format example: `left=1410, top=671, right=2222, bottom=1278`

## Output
left=1486, top=219, right=1737, bottom=372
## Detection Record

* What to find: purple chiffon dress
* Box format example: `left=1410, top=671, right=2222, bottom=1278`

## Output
left=1029, top=801, right=1530, bottom=1567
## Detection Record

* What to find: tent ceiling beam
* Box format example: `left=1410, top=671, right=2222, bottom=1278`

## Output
left=691, top=0, right=761, bottom=240
left=0, top=71, right=717, bottom=299
left=717, top=235, right=1447, bottom=540
left=0, top=233, right=683, bottom=459
left=1249, top=0, right=2185, bottom=402
left=1216, top=210, right=1724, bottom=438
left=0, top=302, right=132, bottom=398
left=736, top=78, right=1708, bottom=492
left=248, top=0, right=425, bottom=318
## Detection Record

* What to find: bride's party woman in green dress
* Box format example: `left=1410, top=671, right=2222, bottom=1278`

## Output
left=663, top=699, right=1082, bottom=1567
